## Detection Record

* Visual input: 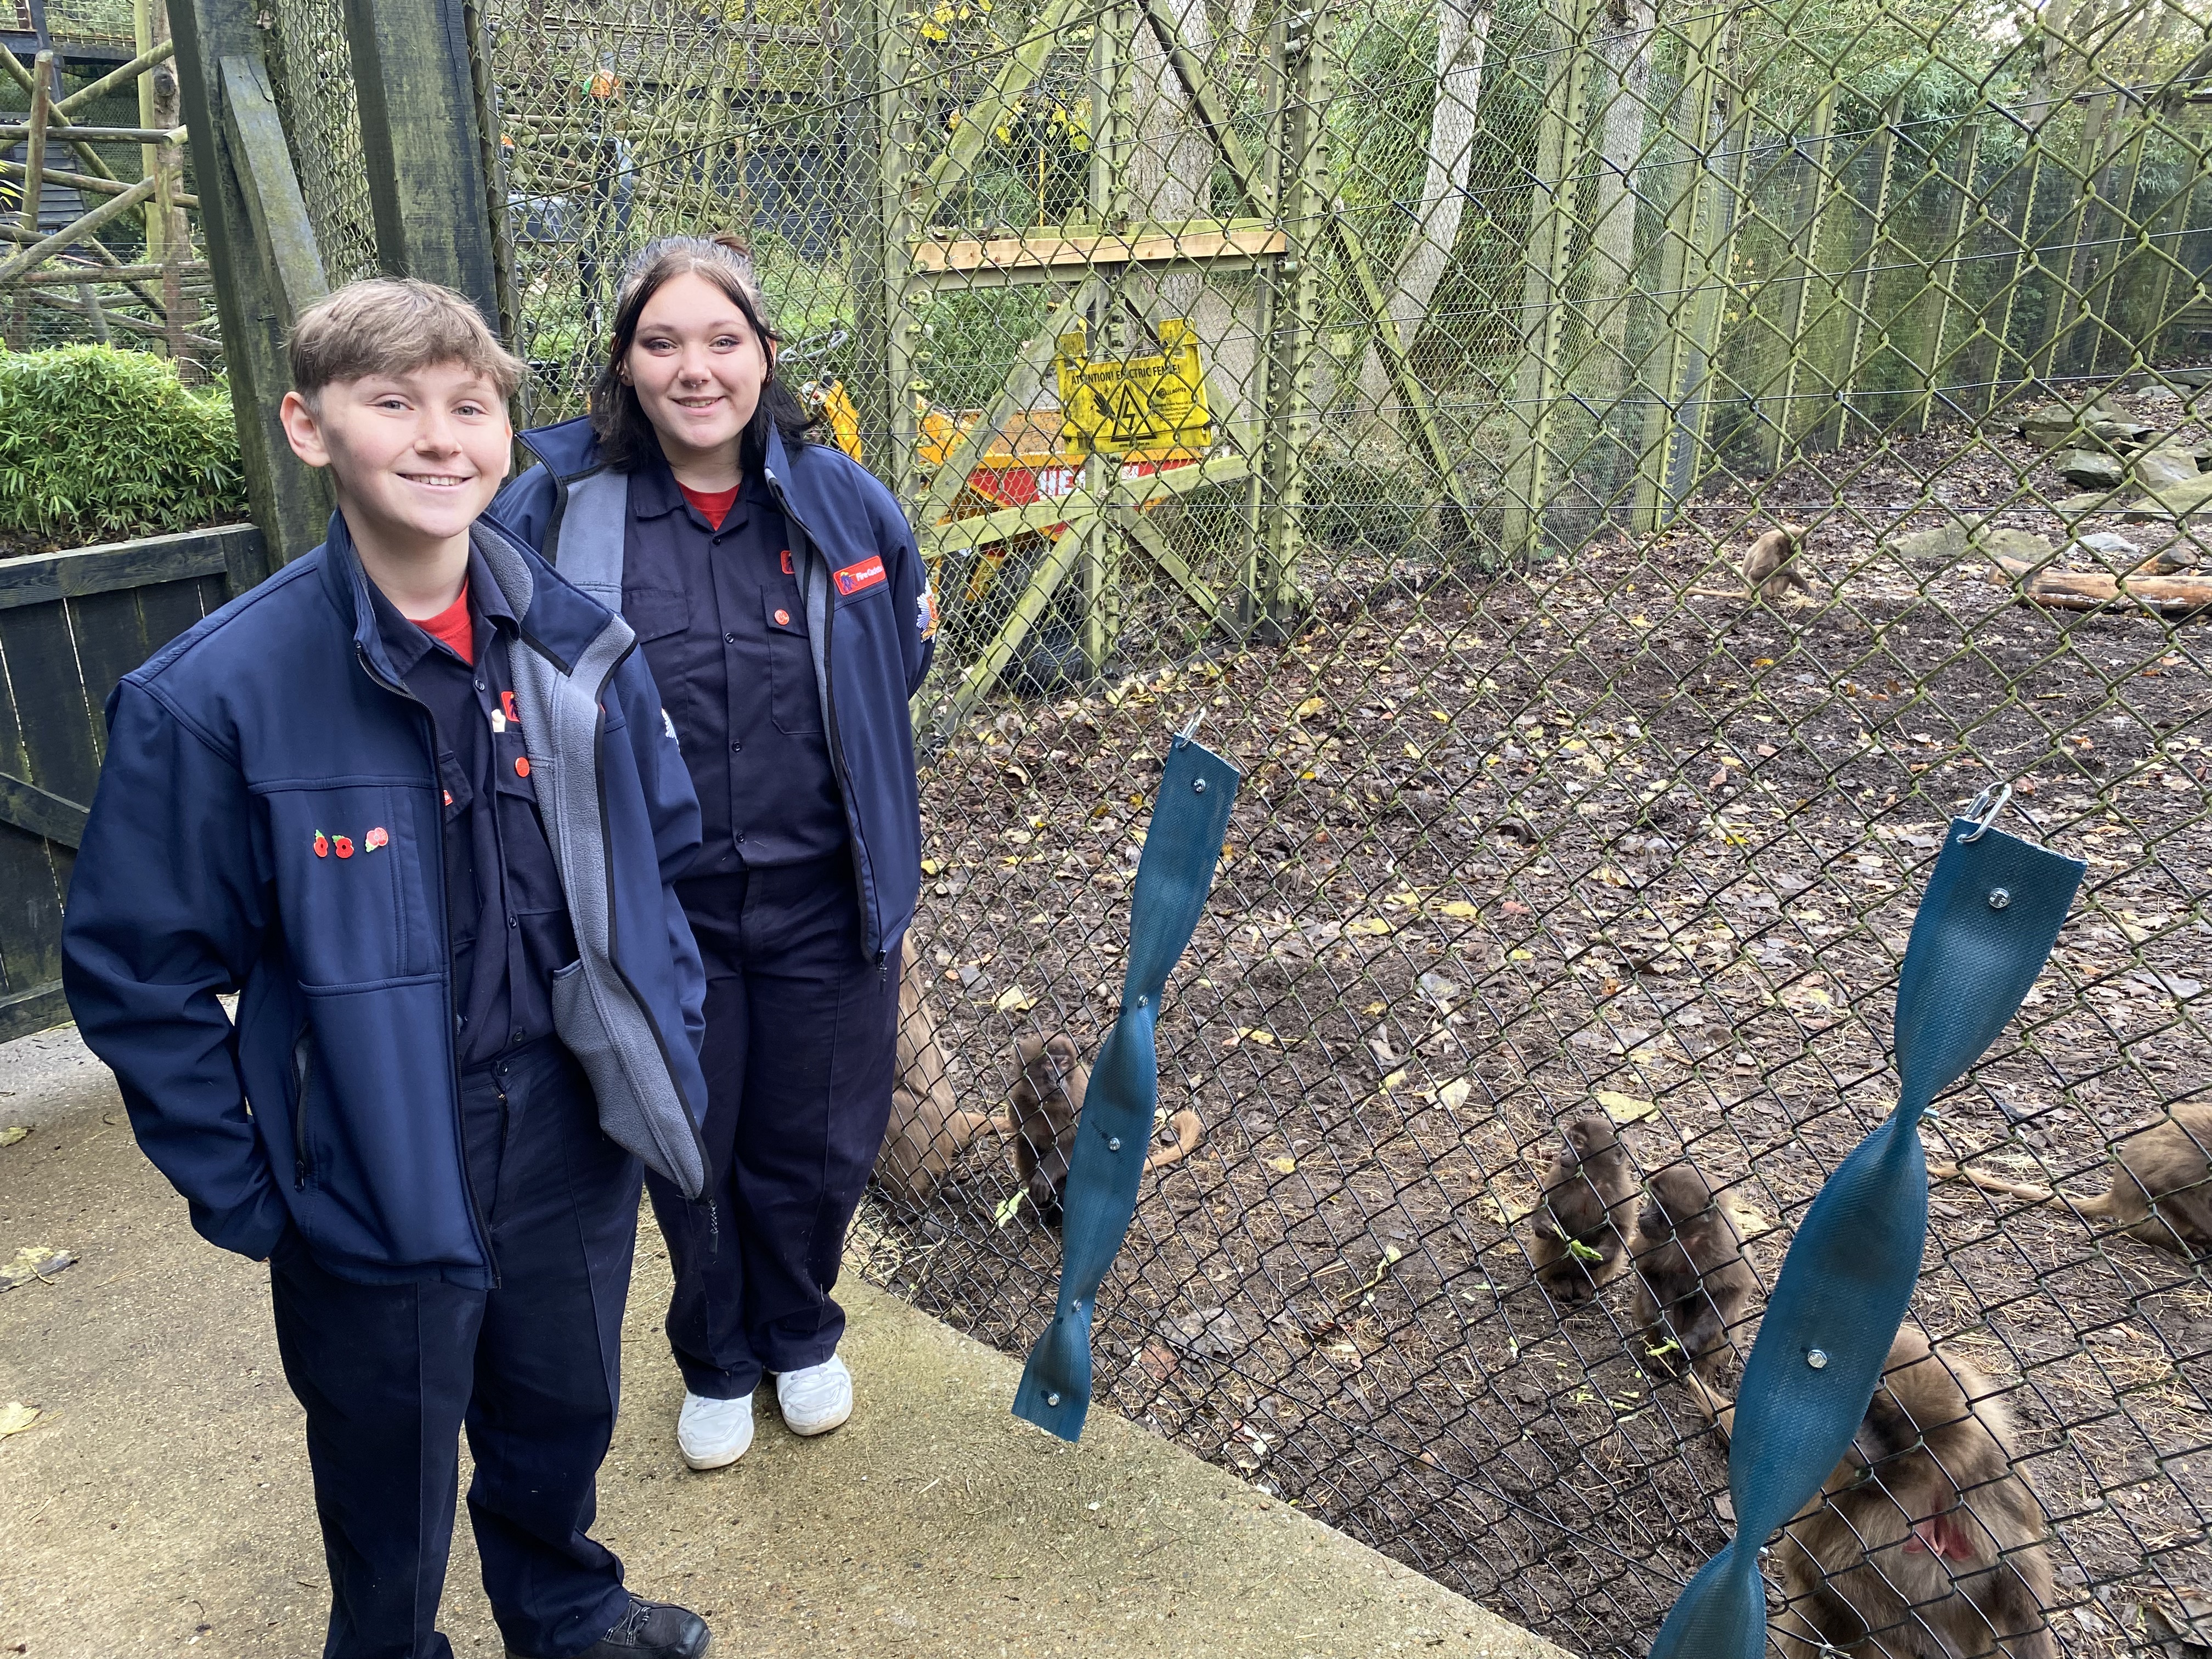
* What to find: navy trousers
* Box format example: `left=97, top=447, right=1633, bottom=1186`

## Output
left=644, top=853, right=900, bottom=1400
left=269, top=1039, right=640, bottom=1659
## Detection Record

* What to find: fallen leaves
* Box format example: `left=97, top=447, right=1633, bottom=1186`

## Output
left=1595, top=1090, right=1660, bottom=1124
left=1344, top=917, right=1392, bottom=936
left=992, top=986, right=1036, bottom=1014
left=0, top=1126, right=26, bottom=1148
left=0, top=1401, right=42, bottom=1439
left=0, top=1244, right=74, bottom=1292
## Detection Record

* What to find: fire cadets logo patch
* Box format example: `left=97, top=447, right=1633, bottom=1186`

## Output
left=917, top=584, right=939, bottom=641
left=832, top=555, right=887, bottom=597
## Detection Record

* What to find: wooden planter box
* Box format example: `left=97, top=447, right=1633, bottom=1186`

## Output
left=0, top=521, right=268, bottom=1043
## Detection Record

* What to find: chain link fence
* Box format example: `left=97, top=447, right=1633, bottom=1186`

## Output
left=255, top=0, right=2212, bottom=1652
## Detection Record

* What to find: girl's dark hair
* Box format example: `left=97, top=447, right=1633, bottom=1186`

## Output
left=589, top=234, right=817, bottom=474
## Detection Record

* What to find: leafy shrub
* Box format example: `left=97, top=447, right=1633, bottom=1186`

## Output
left=0, top=346, right=247, bottom=546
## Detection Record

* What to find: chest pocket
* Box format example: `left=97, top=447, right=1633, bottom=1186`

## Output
left=262, top=782, right=435, bottom=987
left=625, top=584, right=699, bottom=751
left=765, top=588, right=821, bottom=736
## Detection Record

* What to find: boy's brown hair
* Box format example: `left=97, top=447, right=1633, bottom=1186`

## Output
left=288, top=277, right=524, bottom=404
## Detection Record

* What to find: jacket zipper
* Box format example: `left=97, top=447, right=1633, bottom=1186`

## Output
left=356, top=642, right=501, bottom=1288
left=291, top=1027, right=314, bottom=1188
left=760, top=470, right=883, bottom=968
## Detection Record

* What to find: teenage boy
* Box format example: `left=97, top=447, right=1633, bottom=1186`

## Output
left=61, top=279, right=716, bottom=1659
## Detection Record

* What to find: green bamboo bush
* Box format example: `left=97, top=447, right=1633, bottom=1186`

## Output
left=0, top=346, right=247, bottom=548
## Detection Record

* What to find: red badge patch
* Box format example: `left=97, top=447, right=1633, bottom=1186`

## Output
left=515, top=757, right=531, bottom=778
left=780, top=549, right=794, bottom=575
left=833, top=555, right=887, bottom=597
left=313, top=832, right=329, bottom=859
left=774, top=607, right=792, bottom=627
left=499, top=690, right=519, bottom=726
left=333, top=836, right=354, bottom=859
left=365, top=826, right=389, bottom=852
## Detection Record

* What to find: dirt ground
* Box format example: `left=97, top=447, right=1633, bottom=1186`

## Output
left=864, top=394, right=2212, bottom=1658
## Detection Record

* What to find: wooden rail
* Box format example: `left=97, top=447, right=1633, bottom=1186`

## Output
left=0, top=4, right=202, bottom=367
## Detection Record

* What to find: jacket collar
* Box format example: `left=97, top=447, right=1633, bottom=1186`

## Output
left=516, top=414, right=605, bottom=482
left=313, top=507, right=618, bottom=685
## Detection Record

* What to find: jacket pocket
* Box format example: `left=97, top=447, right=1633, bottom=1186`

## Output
left=290, top=1026, right=316, bottom=1189
left=261, top=783, right=433, bottom=985
left=765, top=589, right=822, bottom=736
left=551, top=958, right=702, bottom=1198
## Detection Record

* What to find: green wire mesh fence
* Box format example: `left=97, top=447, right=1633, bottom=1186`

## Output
left=256, top=0, right=2212, bottom=1651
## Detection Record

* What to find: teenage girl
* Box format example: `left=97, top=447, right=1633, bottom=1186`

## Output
left=494, top=235, right=933, bottom=1468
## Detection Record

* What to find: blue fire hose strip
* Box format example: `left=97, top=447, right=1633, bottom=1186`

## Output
left=1649, top=790, right=2084, bottom=1658
left=1014, top=727, right=1241, bottom=1443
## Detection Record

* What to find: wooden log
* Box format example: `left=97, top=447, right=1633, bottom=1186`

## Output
left=0, top=123, right=187, bottom=143
left=54, top=36, right=175, bottom=118
left=0, top=156, right=198, bottom=209
left=0, top=174, right=159, bottom=285
left=1987, top=551, right=2212, bottom=615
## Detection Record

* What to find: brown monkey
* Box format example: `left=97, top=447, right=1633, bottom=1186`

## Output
left=1742, top=522, right=1814, bottom=604
left=1931, top=1103, right=2209, bottom=1259
left=1773, top=1329, right=2056, bottom=1659
left=873, top=955, right=1008, bottom=1209
left=1630, top=1163, right=1756, bottom=1380
left=1009, top=1034, right=1086, bottom=1223
left=1527, top=1111, right=1637, bottom=1303
left=1005, top=1035, right=1200, bottom=1222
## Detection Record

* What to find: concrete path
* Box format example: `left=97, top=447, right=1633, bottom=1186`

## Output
left=0, top=1028, right=1560, bottom=1659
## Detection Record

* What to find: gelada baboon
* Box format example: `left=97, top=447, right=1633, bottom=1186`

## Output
left=1932, top=1102, right=2210, bottom=1259
left=1527, top=1110, right=1637, bottom=1303
left=1631, top=1162, right=1756, bottom=1380
left=1742, top=522, right=1814, bottom=604
left=873, top=956, right=1008, bottom=1209
left=1774, top=1329, right=2055, bottom=1659
left=1007, top=1034, right=1202, bottom=1224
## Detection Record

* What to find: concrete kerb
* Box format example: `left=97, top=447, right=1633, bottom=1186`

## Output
left=0, top=1025, right=1565, bottom=1658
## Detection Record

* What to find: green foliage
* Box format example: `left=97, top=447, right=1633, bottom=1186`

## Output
left=0, top=347, right=247, bottom=546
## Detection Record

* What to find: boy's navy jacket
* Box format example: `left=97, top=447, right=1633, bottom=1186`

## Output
left=60, top=514, right=712, bottom=1285
left=492, top=418, right=931, bottom=962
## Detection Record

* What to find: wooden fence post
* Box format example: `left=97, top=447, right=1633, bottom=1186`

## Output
left=1832, top=93, right=1903, bottom=444
left=1662, top=89, right=1747, bottom=513
left=1750, top=89, right=1835, bottom=472
left=342, top=0, right=501, bottom=327
left=170, top=0, right=330, bottom=565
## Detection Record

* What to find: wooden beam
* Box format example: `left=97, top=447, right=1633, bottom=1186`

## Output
left=0, top=122, right=184, bottom=142
left=342, top=0, right=501, bottom=325
left=921, top=450, right=1249, bottom=557
left=7, top=257, right=208, bottom=282
left=0, top=523, right=255, bottom=608
left=910, top=222, right=1285, bottom=276
left=1108, top=503, right=1225, bottom=625
left=0, top=173, right=159, bottom=283
left=218, top=54, right=326, bottom=325
left=933, top=503, right=1100, bottom=736
left=0, top=155, right=197, bottom=207
left=169, top=0, right=331, bottom=562
left=0, top=769, right=87, bottom=847
left=911, top=0, right=1086, bottom=231
left=53, top=34, right=172, bottom=116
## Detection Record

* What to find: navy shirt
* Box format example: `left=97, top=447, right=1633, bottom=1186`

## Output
left=368, top=558, right=577, bottom=1072
left=622, top=456, right=847, bottom=876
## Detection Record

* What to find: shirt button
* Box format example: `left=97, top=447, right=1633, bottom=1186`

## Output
left=724, top=632, right=737, bottom=644
left=511, top=1028, right=524, bottom=1045
left=730, top=741, right=742, bottom=754
left=508, top=917, right=519, bottom=929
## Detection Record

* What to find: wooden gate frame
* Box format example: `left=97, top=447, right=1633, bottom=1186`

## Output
left=840, top=0, right=1341, bottom=736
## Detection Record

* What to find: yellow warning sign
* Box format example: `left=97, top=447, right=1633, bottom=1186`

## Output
left=1052, top=318, right=1213, bottom=456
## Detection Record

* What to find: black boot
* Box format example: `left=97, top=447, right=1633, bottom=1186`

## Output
left=510, top=1596, right=712, bottom=1659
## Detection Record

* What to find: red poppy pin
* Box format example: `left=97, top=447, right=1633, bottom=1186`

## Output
left=333, top=836, right=355, bottom=859
left=365, top=827, right=389, bottom=852
left=313, top=832, right=329, bottom=859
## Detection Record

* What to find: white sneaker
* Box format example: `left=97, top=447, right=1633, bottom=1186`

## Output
left=676, top=1390, right=754, bottom=1470
left=775, top=1355, right=853, bottom=1436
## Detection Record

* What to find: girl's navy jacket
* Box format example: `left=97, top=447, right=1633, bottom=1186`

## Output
left=491, top=418, right=933, bottom=965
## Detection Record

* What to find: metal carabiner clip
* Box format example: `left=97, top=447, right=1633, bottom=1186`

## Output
left=1957, top=780, right=2013, bottom=844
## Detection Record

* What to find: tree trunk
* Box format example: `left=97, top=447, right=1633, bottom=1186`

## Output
left=1353, top=0, right=1493, bottom=422
left=1572, top=0, right=1655, bottom=508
